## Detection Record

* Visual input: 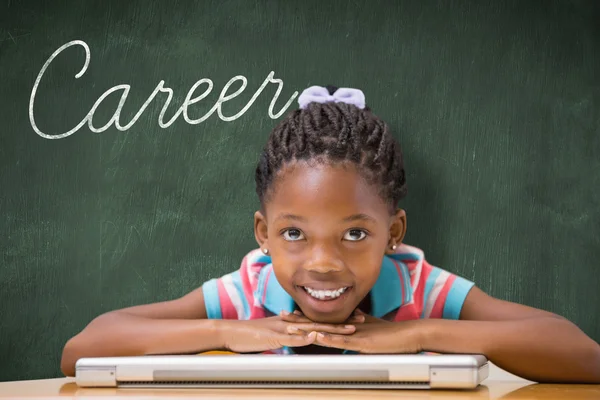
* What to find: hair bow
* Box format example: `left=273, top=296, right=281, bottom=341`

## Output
left=298, top=86, right=366, bottom=109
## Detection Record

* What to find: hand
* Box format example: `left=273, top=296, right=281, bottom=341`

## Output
left=279, top=309, right=366, bottom=325
left=219, top=314, right=357, bottom=353
left=312, top=310, right=423, bottom=354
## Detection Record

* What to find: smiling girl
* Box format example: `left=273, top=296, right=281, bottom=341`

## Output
left=61, top=85, right=600, bottom=383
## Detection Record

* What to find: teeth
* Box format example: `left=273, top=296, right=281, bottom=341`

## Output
left=303, top=286, right=348, bottom=300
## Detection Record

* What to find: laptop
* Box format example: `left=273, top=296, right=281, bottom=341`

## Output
left=75, top=353, right=488, bottom=389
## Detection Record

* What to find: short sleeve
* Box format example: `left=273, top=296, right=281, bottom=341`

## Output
left=395, top=244, right=474, bottom=319
left=201, top=276, right=222, bottom=319
left=412, top=258, right=475, bottom=320
left=441, top=273, right=475, bottom=319
left=201, top=250, right=264, bottom=320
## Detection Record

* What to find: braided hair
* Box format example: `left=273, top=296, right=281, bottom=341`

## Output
left=255, top=85, right=407, bottom=213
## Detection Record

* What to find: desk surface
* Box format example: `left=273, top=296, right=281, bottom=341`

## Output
left=0, top=377, right=599, bottom=399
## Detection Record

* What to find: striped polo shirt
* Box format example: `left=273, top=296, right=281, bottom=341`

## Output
left=202, top=243, right=474, bottom=353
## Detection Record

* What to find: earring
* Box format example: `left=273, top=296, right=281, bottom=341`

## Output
left=392, top=244, right=397, bottom=250
left=263, top=248, right=269, bottom=254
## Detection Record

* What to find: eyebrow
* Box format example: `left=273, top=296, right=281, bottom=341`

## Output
left=274, top=213, right=308, bottom=223
left=342, top=213, right=377, bottom=224
left=274, top=213, right=376, bottom=224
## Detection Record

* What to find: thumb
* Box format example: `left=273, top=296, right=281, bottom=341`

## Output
left=353, top=308, right=378, bottom=322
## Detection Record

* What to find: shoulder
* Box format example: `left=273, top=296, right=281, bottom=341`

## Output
left=201, top=248, right=271, bottom=320
left=387, top=243, right=428, bottom=284
left=240, top=248, right=272, bottom=276
left=388, top=243, right=426, bottom=265
left=388, top=243, right=475, bottom=320
left=388, top=243, right=458, bottom=286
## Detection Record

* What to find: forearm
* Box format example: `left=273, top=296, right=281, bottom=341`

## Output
left=61, top=312, right=224, bottom=376
left=419, top=317, right=600, bottom=383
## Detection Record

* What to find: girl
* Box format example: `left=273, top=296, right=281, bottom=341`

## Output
left=61, top=85, right=600, bottom=383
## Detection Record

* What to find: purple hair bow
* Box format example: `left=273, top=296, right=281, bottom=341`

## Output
left=298, top=86, right=366, bottom=109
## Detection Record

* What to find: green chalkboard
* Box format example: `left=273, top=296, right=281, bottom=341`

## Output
left=1, top=0, right=599, bottom=382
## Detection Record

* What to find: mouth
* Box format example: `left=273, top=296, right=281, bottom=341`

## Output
left=294, top=284, right=354, bottom=314
left=301, top=285, right=350, bottom=301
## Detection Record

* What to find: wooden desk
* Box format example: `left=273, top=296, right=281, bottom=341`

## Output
left=0, top=377, right=598, bottom=399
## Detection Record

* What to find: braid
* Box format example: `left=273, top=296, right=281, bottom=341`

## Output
left=255, top=97, right=407, bottom=213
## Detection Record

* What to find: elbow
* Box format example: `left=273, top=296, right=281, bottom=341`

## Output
left=59, top=313, right=114, bottom=377
left=589, top=344, right=600, bottom=383
left=565, top=343, right=600, bottom=384
left=571, top=323, right=600, bottom=383
left=561, top=333, right=600, bottom=384
left=60, top=336, right=81, bottom=377
left=59, top=311, right=138, bottom=377
left=562, top=322, right=600, bottom=383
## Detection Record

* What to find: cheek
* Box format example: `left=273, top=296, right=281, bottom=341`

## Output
left=269, top=242, right=305, bottom=268
left=353, top=256, right=383, bottom=279
left=270, top=255, right=297, bottom=287
left=347, top=248, right=386, bottom=284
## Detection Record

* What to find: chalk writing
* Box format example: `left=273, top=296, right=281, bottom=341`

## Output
left=29, top=40, right=298, bottom=139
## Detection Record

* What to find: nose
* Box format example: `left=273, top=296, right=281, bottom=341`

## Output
left=303, top=244, right=344, bottom=274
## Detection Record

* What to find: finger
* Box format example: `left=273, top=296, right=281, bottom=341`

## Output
left=280, top=331, right=317, bottom=347
left=281, top=314, right=362, bottom=326
left=352, top=309, right=380, bottom=323
left=348, top=314, right=365, bottom=323
left=315, top=332, right=363, bottom=352
left=279, top=311, right=312, bottom=323
left=283, top=310, right=364, bottom=324
left=286, top=323, right=356, bottom=335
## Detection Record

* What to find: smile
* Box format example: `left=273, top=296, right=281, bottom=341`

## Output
left=302, top=286, right=349, bottom=300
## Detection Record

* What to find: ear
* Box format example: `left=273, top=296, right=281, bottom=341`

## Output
left=386, top=208, right=407, bottom=254
left=254, top=210, right=269, bottom=251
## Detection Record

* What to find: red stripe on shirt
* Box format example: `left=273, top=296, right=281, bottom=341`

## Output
left=216, top=279, right=237, bottom=319
left=391, top=259, right=405, bottom=304
left=262, top=268, right=272, bottom=306
left=412, top=260, right=433, bottom=317
left=394, top=303, right=419, bottom=321
left=239, top=257, right=255, bottom=314
left=404, top=259, right=419, bottom=288
left=254, top=262, right=267, bottom=268
left=430, top=274, right=456, bottom=318
left=250, top=303, right=266, bottom=319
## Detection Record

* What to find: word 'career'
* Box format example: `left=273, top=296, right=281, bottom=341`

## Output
left=29, top=40, right=298, bottom=139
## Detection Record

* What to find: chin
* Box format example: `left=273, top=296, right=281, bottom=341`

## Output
left=301, top=309, right=352, bottom=324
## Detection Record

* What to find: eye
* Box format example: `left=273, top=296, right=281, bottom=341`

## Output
left=344, top=229, right=367, bottom=241
left=282, top=228, right=305, bottom=241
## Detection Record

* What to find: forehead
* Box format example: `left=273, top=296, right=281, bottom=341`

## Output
left=265, top=161, right=389, bottom=219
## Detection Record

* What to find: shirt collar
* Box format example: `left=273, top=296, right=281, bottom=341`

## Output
left=256, top=255, right=407, bottom=318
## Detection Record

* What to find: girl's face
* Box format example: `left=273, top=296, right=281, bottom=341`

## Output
left=254, top=161, right=406, bottom=324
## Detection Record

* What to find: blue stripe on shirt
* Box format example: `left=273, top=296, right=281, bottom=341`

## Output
left=399, top=261, right=412, bottom=304
left=254, top=264, right=270, bottom=302
left=442, top=276, right=475, bottom=320
left=201, top=279, right=222, bottom=319
left=230, top=271, right=250, bottom=319
left=393, top=253, right=421, bottom=262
